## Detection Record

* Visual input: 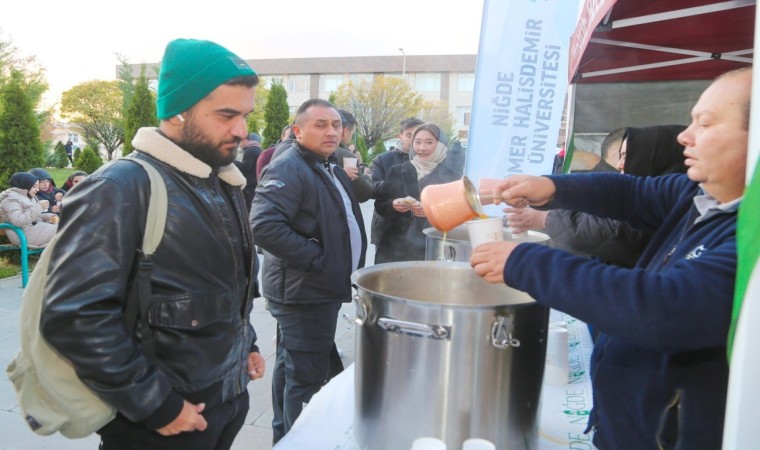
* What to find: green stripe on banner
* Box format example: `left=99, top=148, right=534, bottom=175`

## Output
left=728, top=158, right=760, bottom=359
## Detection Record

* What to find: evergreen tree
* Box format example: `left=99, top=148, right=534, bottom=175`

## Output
left=52, top=141, right=69, bottom=168
left=75, top=146, right=103, bottom=174
left=262, top=81, right=289, bottom=148
left=73, top=147, right=82, bottom=166
left=123, top=67, right=157, bottom=155
left=0, top=72, right=45, bottom=190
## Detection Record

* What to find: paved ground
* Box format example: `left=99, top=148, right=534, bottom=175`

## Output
left=0, top=201, right=376, bottom=449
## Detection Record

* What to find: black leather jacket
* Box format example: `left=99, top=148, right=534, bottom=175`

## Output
left=41, top=128, right=259, bottom=429
left=251, top=142, right=367, bottom=305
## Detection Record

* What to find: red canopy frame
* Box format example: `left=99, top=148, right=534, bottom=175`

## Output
left=569, top=0, right=755, bottom=84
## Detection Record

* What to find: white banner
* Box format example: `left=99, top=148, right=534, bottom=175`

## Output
left=465, top=0, right=580, bottom=212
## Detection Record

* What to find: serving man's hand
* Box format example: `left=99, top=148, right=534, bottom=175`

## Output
left=470, top=241, right=520, bottom=284
left=157, top=400, right=208, bottom=436
left=248, top=351, right=266, bottom=380
left=496, top=175, right=556, bottom=208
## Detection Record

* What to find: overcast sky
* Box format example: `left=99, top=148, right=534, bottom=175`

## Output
left=3, top=0, right=485, bottom=109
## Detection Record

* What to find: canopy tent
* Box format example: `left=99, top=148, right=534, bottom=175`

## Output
left=564, top=0, right=755, bottom=161
left=569, top=0, right=755, bottom=84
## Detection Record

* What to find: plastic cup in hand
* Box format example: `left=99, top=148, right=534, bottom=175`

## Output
left=410, top=437, right=447, bottom=450
left=466, top=217, right=505, bottom=248
left=343, top=157, right=358, bottom=169
left=462, top=438, right=496, bottom=450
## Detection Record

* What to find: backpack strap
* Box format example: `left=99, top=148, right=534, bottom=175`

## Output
left=121, top=155, right=168, bottom=361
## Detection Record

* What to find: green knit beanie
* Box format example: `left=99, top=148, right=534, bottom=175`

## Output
left=156, top=38, right=256, bottom=119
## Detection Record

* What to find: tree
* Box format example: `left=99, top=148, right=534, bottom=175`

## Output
left=0, top=71, right=44, bottom=190
left=123, top=67, right=157, bottom=155
left=52, top=141, right=69, bottom=168
left=333, top=78, right=423, bottom=149
left=241, top=82, right=268, bottom=136
left=262, top=81, right=289, bottom=148
left=418, top=100, right=457, bottom=141
left=75, top=146, right=103, bottom=174
left=115, top=53, right=135, bottom=114
left=73, top=147, right=82, bottom=166
left=60, top=80, right=124, bottom=161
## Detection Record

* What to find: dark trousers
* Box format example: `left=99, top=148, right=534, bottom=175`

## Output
left=98, top=390, right=249, bottom=450
left=268, top=301, right=343, bottom=444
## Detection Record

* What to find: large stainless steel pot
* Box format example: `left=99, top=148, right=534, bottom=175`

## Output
left=424, top=225, right=550, bottom=262
left=351, top=261, right=549, bottom=450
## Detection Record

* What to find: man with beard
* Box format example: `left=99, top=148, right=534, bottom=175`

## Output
left=40, top=39, right=265, bottom=450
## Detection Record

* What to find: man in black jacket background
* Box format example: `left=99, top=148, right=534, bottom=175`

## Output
left=251, top=98, right=367, bottom=443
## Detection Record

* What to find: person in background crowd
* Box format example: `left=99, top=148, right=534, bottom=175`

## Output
left=374, top=123, right=463, bottom=263
left=507, top=125, right=686, bottom=267
left=470, top=67, right=752, bottom=450
left=590, top=128, right=625, bottom=172
left=256, top=124, right=292, bottom=182
left=61, top=171, right=87, bottom=193
left=65, top=140, right=74, bottom=165
left=40, top=38, right=265, bottom=450
left=235, top=132, right=262, bottom=211
left=0, top=172, right=58, bottom=247
left=334, top=109, right=372, bottom=202
left=369, top=117, right=424, bottom=250
left=28, top=168, right=64, bottom=214
left=251, top=99, right=366, bottom=444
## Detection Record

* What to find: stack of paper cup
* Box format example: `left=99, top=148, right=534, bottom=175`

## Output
left=462, top=438, right=496, bottom=450
left=544, top=321, right=569, bottom=385
left=410, top=437, right=447, bottom=450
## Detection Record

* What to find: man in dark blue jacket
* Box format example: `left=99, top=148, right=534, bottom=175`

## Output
left=471, top=67, right=751, bottom=449
left=250, top=98, right=367, bottom=443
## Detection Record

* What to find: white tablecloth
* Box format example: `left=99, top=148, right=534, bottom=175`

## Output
left=275, top=310, right=595, bottom=450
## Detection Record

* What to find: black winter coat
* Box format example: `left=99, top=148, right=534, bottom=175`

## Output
left=41, top=128, right=259, bottom=429
left=251, top=142, right=367, bottom=304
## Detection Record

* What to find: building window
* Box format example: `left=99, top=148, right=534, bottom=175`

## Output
left=319, top=74, right=344, bottom=93
left=456, top=106, right=472, bottom=127
left=262, top=76, right=284, bottom=88
left=350, top=73, right=374, bottom=84
left=287, top=75, right=309, bottom=93
left=414, top=73, right=441, bottom=92
left=457, top=73, right=475, bottom=91
left=385, top=73, right=405, bottom=80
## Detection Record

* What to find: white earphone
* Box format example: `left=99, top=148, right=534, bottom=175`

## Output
left=176, top=114, right=185, bottom=123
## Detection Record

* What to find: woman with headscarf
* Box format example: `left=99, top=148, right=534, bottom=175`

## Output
left=61, top=171, right=87, bottom=193
left=28, top=168, right=65, bottom=214
left=0, top=172, right=59, bottom=247
left=374, top=123, right=464, bottom=263
left=507, top=124, right=687, bottom=268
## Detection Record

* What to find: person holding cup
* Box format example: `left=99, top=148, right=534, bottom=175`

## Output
left=0, top=172, right=58, bottom=247
left=374, top=123, right=464, bottom=263
left=470, top=68, right=751, bottom=449
left=28, top=168, right=65, bottom=214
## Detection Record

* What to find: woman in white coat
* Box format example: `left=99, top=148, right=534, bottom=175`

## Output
left=0, top=172, right=58, bottom=247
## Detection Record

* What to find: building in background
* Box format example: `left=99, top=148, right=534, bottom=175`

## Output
left=125, top=54, right=477, bottom=146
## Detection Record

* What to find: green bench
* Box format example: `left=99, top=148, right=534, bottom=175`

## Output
left=0, top=223, right=45, bottom=288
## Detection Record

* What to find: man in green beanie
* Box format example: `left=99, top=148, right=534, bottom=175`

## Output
left=40, top=38, right=265, bottom=449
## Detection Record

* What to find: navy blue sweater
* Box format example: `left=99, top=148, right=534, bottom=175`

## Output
left=505, top=173, right=737, bottom=449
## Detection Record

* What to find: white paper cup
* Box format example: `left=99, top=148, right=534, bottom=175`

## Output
left=38, top=199, right=50, bottom=210
left=411, top=437, right=447, bottom=450
left=545, top=326, right=569, bottom=385
left=342, top=157, right=358, bottom=168
left=466, top=217, right=505, bottom=248
left=462, top=438, right=496, bottom=450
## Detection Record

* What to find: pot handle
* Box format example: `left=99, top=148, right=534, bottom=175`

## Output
left=377, top=317, right=451, bottom=340
left=343, top=294, right=368, bottom=326
left=491, top=314, right=521, bottom=349
left=436, top=245, right=456, bottom=262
